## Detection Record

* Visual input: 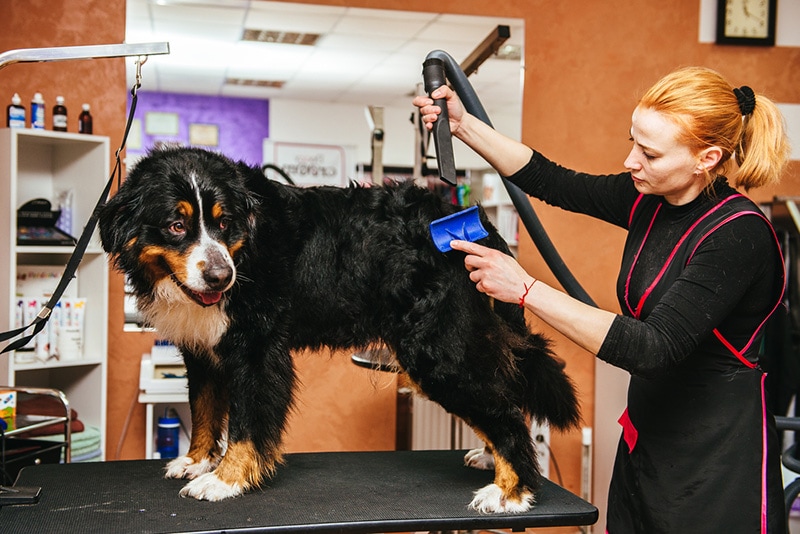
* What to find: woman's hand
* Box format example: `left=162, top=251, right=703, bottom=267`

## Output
left=412, top=85, right=466, bottom=135
left=449, top=239, right=535, bottom=305
left=451, top=239, right=614, bottom=355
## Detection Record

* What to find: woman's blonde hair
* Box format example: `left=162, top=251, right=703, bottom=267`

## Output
left=638, top=66, right=790, bottom=190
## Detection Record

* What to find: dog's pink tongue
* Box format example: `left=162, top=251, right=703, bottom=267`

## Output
left=200, top=291, right=222, bottom=305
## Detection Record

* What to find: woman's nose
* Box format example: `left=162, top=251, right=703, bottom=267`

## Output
left=623, top=147, right=640, bottom=171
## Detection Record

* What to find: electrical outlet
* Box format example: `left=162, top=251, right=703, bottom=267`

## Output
left=531, top=420, right=550, bottom=479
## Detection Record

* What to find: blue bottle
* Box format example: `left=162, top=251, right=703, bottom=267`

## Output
left=31, top=92, right=45, bottom=129
left=156, top=415, right=180, bottom=459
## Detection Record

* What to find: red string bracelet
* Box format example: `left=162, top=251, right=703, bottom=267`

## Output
left=518, top=279, right=537, bottom=308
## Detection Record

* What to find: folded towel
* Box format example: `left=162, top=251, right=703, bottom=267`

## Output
left=38, top=425, right=101, bottom=462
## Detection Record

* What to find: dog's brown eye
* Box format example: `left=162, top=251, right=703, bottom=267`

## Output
left=169, top=221, right=186, bottom=235
left=219, top=218, right=228, bottom=230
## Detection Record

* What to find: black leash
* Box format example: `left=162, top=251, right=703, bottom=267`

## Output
left=0, top=59, right=145, bottom=354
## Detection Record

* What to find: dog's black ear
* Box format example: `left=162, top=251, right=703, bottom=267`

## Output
left=236, top=162, right=264, bottom=236
left=98, top=185, right=139, bottom=255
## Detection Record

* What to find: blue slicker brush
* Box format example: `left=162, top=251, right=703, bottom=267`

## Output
left=430, top=205, right=489, bottom=252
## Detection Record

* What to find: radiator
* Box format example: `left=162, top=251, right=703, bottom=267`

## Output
left=409, top=395, right=553, bottom=480
left=410, top=396, right=484, bottom=450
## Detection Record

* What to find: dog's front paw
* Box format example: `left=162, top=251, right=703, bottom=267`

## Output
left=469, top=483, right=534, bottom=514
left=464, top=447, right=495, bottom=470
left=178, top=472, right=243, bottom=501
left=165, top=455, right=220, bottom=479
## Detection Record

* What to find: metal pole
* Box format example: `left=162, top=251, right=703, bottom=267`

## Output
left=0, top=42, right=170, bottom=71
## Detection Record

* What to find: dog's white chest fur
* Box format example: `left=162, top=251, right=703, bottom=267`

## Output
left=142, top=280, right=229, bottom=354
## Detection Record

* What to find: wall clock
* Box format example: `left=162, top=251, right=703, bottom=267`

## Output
left=716, top=0, right=777, bottom=46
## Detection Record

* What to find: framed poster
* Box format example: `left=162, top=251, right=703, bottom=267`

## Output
left=263, top=141, right=350, bottom=187
left=145, top=112, right=179, bottom=136
left=189, top=123, right=219, bottom=147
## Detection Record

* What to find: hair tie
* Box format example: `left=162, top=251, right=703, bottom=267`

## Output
left=733, top=86, right=756, bottom=116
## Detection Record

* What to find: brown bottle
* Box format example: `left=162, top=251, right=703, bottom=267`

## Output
left=52, top=96, right=67, bottom=132
left=78, top=103, right=93, bottom=134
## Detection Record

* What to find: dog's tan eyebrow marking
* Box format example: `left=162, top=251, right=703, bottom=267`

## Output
left=177, top=200, right=193, bottom=219
left=212, top=202, right=224, bottom=220
left=228, top=239, right=245, bottom=256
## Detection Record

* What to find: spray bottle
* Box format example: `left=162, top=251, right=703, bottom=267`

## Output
left=31, top=92, right=45, bottom=129
left=6, top=93, right=25, bottom=128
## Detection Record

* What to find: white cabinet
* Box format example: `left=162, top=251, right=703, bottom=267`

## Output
left=0, top=128, right=108, bottom=460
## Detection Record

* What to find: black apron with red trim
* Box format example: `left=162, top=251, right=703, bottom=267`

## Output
left=606, top=193, right=786, bottom=534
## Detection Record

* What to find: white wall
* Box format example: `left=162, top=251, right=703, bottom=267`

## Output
left=268, top=98, right=522, bottom=174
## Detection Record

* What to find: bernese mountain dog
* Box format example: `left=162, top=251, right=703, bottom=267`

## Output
left=98, top=145, right=580, bottom=513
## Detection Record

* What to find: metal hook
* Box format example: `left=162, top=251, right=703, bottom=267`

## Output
left=132, top=55, right=148, bottom=94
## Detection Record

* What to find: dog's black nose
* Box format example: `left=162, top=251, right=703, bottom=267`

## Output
left=203, top=264, right=233, bottom=290
left=201, top=249, right=234, bottom=290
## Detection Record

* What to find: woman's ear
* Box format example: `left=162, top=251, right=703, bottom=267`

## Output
left=697, top=146, right=724, bottom=174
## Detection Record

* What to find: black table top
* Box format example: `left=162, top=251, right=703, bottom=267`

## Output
left=0, top=449, right=598, bottom=533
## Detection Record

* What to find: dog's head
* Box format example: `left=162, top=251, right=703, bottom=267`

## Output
left=99, top=146, right=259, bottom=308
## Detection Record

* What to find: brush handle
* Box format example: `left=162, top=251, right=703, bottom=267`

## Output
left=422, top=58, right=457, bottom=185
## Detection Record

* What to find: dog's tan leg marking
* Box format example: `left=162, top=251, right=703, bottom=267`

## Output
left=179, top=440, right=281, bottom=501
left=165, top=383, right=225, bottom=480
left=467, top=434, right=534, bottom=514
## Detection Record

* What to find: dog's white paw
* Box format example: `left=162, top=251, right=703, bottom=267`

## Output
left=469, top=483, right=534, bottom=514
left=178, top=472, right=243, bottom=501
left=165, top=455, right=219, bottom=479
left=464, top=447, right=495, bottom=470
left=165, top=456, right=194, bottom=478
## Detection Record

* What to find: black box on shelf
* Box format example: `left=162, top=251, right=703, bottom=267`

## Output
left=16, top=198, right=76, bottom=246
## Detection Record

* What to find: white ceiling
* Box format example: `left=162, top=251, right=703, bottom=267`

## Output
left=124, top=0, right=524, bottom=116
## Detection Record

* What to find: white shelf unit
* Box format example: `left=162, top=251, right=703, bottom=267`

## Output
left=0, top=128, right=109, bottom=460
left=476, top=170, right=518, bottom=251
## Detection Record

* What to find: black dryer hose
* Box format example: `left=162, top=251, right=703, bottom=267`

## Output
left=423, top=50, right=596, bottom=307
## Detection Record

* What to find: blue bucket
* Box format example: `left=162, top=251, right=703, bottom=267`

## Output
left=430, top=205, right=489, bottom=252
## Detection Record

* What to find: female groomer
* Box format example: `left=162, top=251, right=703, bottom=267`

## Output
left=414, top=66, right=791, bottom=532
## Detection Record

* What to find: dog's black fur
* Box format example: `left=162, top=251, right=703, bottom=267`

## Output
left=99, top=146, right=579, bottom=511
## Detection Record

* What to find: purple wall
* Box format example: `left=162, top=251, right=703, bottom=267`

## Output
left=128, top=91, right=269, bottom=166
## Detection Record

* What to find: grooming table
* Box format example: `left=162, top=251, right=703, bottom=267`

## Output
left=0, top=449, right=598, bottom=533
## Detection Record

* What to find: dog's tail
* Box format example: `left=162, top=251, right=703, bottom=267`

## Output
left=516, top=332, right=582, bottom=431
left=490, top=300, right=581, bottom=430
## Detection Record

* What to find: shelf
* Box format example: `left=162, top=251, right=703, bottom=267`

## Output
left=15, top=246, right=104, bottom=255
left=12, top=358, right=104, bottom=372
left=1, top=128, right=109, bottom=461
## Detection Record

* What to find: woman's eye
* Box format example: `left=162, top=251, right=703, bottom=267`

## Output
left=169, top=221, right=186, bottom=235
left=630, top=137, right=656, bottom=160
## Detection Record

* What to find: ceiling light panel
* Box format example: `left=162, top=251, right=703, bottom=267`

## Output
left=242, top=29, right=320, bottom=45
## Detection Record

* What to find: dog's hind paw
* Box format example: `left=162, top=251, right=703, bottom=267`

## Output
left=179, top=472, right=243, bottom=501
left=469, top=483, right=534, bottom=514
left=165, top=455, right=219, bottom=479
left=464, top=447, right=495, bottom=470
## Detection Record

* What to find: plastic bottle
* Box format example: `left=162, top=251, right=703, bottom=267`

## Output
left=156, top=414, right=180, bottom=459
left=31, top=92, right=45, bottom=129
left=52, top=96, right=67, bottom=132
left=78, top=103, right=93, bottom=134
left=6, top=93, right=25, bottom=128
